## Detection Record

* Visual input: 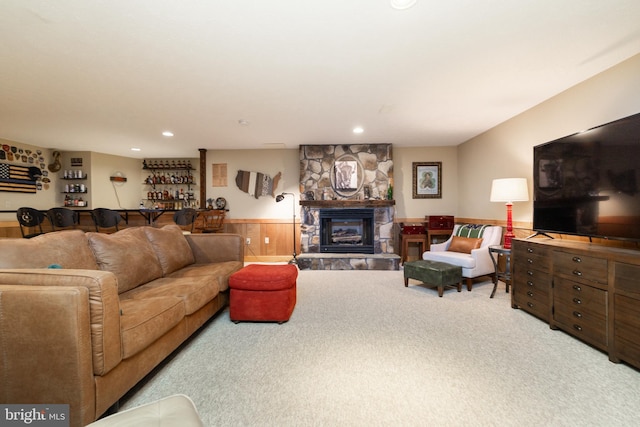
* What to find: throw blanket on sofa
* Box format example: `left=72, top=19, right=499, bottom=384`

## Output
left=455, top=224, right=489, bottom=239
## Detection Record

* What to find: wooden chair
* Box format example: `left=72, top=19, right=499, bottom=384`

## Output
left=16, top=207, right=47, bottom=238
left=198, top=209, right=225, bottom=233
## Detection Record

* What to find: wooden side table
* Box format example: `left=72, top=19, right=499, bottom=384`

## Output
left=426, top=228, right=453, bottom=250
left=400, top=233, right=428, bottom=265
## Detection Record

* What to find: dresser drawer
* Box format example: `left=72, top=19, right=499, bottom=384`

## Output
left=614, top=294, right=640, bottom=366
left=614, top=262, right=640, bottom=295
left=513, top=276, right=550, bottom=320
left=513, top=291, right=549, bottom=320
left=513, top=241, right=551, bottom=273
left=514, top=267, right=551, bottom=286
left=552, top=275, right=608, bottom=349
left=514, top=251, right=550, bottom=273
left=553, top=276, right=607, bottom=318
left=553, top=251, right=608, bottom=286
left=553, top=306, right=607, bottom=349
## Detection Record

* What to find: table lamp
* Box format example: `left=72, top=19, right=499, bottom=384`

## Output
left=490, top=178, right=529, bottom=249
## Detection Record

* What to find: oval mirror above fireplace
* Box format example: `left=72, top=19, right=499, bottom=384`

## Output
left=331, top=154, right=364, bottom=198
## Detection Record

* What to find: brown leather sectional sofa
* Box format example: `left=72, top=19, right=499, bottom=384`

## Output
left=0, top=225, right=244, bottom=426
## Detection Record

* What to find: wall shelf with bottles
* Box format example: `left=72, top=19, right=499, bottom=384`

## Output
left=142, top=159, right=197, bottom=209
left=60, top=169, right=89, bottom=207
left=62, top=170, right=87, bottom=180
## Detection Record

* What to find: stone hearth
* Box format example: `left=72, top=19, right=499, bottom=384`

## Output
left=298, top=200, right=399, bottom=270
left=296, top=253, right=400, bottom=271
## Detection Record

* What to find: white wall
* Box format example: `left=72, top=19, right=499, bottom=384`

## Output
left=392, top=146, right=458, bottom=220
left=203, top=149, right=299, bottom=220
left=91, top=152, right=142, bottom=209
left=458, top=53, right=640, bottom=224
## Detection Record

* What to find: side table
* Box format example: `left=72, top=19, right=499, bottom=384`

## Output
left=488, top=245, right=511, bottom=299
left=426, top=228, right=453, bottom=250
left=400, top=233, right=428, bottom=265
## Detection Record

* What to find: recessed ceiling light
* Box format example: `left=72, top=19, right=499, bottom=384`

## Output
left=162, top=131, right=174, bottom=137
left=390, top=0, right=417, bottom=10
left=353, top=127, right=364, bottom=134
left=131, top=147, right=141, bottom=152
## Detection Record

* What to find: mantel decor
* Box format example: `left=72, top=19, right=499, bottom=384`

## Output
left=412, top=161, right=442, bottom=199
left=331, top=154, right=364, bottom=198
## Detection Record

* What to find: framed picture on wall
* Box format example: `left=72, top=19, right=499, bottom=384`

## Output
left=412, top=162, right=442, bottom=199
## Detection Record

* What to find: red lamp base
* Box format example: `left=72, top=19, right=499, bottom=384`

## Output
left=503, top=202, right=514, bottom=249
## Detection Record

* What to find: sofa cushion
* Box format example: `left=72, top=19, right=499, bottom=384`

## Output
left=123, top=276, right=219, bottom=315
left=87, top=227, right=163, bottom=294
left=166, top=261, right=244, bottom=292
left=448, top=236, right=483, bottom=254
left=143, top=225, right=195, bottom=276
left=118, top=296, right=185, bottom=359
left=0, top=230, right=99, bottom=270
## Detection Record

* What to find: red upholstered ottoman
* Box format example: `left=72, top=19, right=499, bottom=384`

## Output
left=229, top=264, right=298, bottom=323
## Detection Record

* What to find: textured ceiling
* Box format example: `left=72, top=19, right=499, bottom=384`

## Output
left=1, top=0, right=640, bottom=158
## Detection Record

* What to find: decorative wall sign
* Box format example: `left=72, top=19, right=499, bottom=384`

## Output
left=212, top=163, right=228, bottom=187
left=235, top=169, right=282, bottom=199
left=48, top=151, right=61, bottom=172
left=412, top=161, right=442, bottom=199
left=0, top=163, right=40, bottom=193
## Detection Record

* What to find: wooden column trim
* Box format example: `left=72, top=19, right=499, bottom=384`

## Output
left=198, top=148, right=206, bottom=209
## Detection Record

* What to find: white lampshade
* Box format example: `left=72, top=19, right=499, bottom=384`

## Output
left=490, top=178, right=529, bottom=203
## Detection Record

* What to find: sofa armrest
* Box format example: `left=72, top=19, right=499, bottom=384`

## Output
left=470, top=246, right=495, bottom=274
left=429, top=240, right=450, bottom=252
left=0, top=284, right=97, bottom=426
left=185, top=233, right=244, bottom=264
left=0, top=269, right=122, bottom=376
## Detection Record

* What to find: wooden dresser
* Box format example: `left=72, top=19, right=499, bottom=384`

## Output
left=512, top=238, right=640, bottom=369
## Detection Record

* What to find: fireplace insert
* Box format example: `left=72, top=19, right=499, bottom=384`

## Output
left=319, top=208, right=374, bottom=254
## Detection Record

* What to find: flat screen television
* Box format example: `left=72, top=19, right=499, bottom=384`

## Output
left=533, top=111, right=640, bottom=242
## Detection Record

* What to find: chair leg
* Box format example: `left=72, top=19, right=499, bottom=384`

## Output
left=465, top=278, right=473, bottom=291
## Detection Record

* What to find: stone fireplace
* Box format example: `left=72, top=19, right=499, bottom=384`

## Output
left=296, top=143, right=399, bottom=270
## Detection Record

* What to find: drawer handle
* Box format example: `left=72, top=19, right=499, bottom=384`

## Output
left=572, top=284, right=582, bottom=291
left=572, top=270, right=582, bottom=277
left=527, top=281, right=534, bottom=287
left=573, top=324, right=583, bottom=332
left=527, top=270, right=534, bottom=276
left=527, top=302, right=534, bottom=308
left=527, top=248, right=533, bottom=253
left=527, top=291, right=534, bottom=297
left=573, top=311, right=582, bottom=318
left=572, top=256, right=582, bottom=263
left=527, top=258, right=533, bottom=264
left=573, top=297, right=582, bottom=304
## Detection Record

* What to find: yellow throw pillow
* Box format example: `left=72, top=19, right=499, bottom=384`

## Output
left=448, top=236, right=483, bottom=254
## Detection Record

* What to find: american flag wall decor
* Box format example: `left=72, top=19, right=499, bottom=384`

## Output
left=0, top=163, right=40, bottom=193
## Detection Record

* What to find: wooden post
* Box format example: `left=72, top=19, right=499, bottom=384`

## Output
left=198, top=148, right=206, bottom=209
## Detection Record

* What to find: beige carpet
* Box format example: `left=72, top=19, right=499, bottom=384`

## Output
left=119, top=270, right=640, bottom=426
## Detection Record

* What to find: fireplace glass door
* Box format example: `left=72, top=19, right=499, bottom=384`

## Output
left=319, top=208, right=374, bottom=254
